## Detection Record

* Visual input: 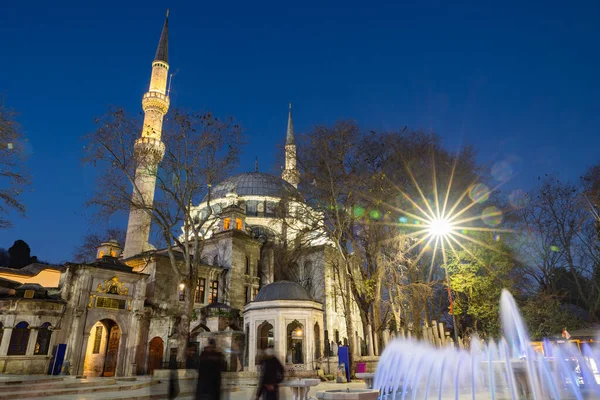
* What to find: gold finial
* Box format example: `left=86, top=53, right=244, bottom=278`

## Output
left=166, top=9, right=169, bottom=17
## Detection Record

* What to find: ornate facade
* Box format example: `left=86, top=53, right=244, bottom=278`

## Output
left=0, top=12, right=366, bottom=376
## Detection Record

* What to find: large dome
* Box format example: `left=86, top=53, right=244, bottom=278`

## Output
left=253, top=281, right=313, bottom=302
left=206, top=172, right=300, bottom=201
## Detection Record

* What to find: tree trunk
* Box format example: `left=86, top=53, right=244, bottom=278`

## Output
left=342, top=277, right=355, bottom=377
left=176, top=276, right=196, bottom=362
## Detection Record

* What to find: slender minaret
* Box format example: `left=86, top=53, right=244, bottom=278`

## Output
left=282, top=103, right=300, bottom=188
left=123, top=11, right=170, bottom=258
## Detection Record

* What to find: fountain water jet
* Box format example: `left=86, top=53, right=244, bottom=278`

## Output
left=374, top=290, right=600, bottom=399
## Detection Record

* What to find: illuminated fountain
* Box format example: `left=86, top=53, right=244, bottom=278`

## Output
left=374, top=290, right=600, bottom=400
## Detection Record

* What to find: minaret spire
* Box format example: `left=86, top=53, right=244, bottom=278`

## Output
left=282, top=103, right=300, bottom=188
left=123, top=13, right=171, bottom=258
left=286, top=103, right=295, bottom=145
left=154, top=10, right=169, bottom=63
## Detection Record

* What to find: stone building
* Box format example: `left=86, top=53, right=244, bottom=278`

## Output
left=0, top=11, right=366, bottom=376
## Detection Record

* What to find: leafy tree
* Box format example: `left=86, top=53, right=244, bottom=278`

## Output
left=520, top=293, right=585, bottom=340
left=446, top=232, right=521, bottom=339
left=0, top=248, right=8, bottom=267
left=0, top=98, right=30, bottom=228
left=295, top=121, right=482, bottom=356
left=84, top=107, right=242, bottom=361
left=8, top=239, right=33, bottom=269
left=73, top=228, right=126, bottom=263
left=511, top=177, right=600, bottom=320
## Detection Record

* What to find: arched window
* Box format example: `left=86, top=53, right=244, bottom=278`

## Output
left=8, top=321, right=30, bottom=355
left=303, top=261, right=312, bottom=284
left=236, top=218, right=243, bottom=230
left=286, top=320, right=304, bottom=364
left=34, top=322, right=52, bottom=355
left=256, top=321, right=273, bottom=365
left=223, top=218, right=231, bottom=230
left=245, top=256, right=250, bottom=275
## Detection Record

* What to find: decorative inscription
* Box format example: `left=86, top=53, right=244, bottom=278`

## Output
left=95, top=296, right=127, bottom=310
left=97, top=276, right=129, bottom=296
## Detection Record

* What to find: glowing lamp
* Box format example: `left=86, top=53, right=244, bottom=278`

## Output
left=179, top=283, right=185, bottom=290
left=429, top=218, right=452, bottom=237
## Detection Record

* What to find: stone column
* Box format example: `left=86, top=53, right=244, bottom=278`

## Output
left=0, top=327, right=13, bottom=355
left=431, top=320, right=441, bottom=347
left=366, top=324, right=374, bottom=356
left=76, top=332, right=91, bottom=376
left=26, top=327, right=39, bottom=355
left=117, top=333, right=128, bottom=376
left=248, top=320, right=256, bottom=372
left=126, top=313, right=143, bottom=376
left=382, top=329, right=390, bottom=348
left=373, top=330, right=379, bottom=356
left=438, top=322, right=446, bottom=346
left=275, top=316, right=286, bottom=365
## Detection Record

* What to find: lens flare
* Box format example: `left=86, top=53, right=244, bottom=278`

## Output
left=353, top=206, right=365, bottom=217
left=508, top=189, right=529, bottom=210
left=369, top=209, right=382, bottom=220
left=491, top=161, right=513, bottom=182
left=469, top=183, right=490, bottom=204
left=365, top=152, right=513, bottom=280
left=482, top=206, right=503, bottom=226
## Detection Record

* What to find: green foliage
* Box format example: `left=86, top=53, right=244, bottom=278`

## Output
left=446, top=232, right=519, bottom=338
left=520, top=294, right=585, bottom=339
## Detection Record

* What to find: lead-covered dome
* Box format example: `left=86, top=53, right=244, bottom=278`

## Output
left=206, top=172, right=300, bottom=201
left=253, top=280, right=313, bottom=302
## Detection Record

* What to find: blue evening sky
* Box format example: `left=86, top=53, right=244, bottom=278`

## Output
left=0, top=0, right=598, bottom=263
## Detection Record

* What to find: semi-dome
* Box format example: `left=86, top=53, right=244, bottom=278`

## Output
left=205, top=172, right=300, bottom=201
left=253, top=280, right=313, bottom=302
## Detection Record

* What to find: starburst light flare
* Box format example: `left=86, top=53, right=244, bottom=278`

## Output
left=374, top=154, right=514, bottom=278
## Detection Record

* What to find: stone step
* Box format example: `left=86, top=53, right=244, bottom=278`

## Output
left=0, top=378, right=117, bottom=393
left=0, top=379, right=153, bottom=400
left=39, top=381, right=198, bottom=400
left=0, top=376, right=67, bottom=386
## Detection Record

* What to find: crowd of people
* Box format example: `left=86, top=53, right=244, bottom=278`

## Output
left=168, top=340, right=284, bottom=400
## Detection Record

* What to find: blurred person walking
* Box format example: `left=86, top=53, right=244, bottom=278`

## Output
left=255, top=345, right=284, bottom=400
left=196, top=338, right=226, bottom=400
left=168, top=353, right=180, bottom=399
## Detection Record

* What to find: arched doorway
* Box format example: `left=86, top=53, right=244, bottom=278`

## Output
left=83, top=319, right=121, bottom=377
left=256, top=321, right=273, bottom=365
left=147, top=337, right=164, bottom=374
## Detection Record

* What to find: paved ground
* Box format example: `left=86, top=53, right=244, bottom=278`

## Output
left=0, top=376, right=368, bottom=400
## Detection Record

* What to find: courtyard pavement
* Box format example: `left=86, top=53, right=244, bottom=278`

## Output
left=5, top=377, right=368, bottom=400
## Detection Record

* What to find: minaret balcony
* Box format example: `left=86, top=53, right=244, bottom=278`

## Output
left=142, top=92, right=170, bottom=114
left=134, top=137, right=166, bottom=164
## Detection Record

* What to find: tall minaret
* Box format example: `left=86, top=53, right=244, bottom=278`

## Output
left=282, top=103, right=300, bottom=188
left=123, top=11, right=170, bottom=258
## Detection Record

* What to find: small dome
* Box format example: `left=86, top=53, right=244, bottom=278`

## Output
left=205, top=172, right=301, bottom=201
left=253, top=281, right=312, bottom=302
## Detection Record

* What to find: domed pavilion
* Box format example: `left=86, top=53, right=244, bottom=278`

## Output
left=243, top=281, right=324, bottom=372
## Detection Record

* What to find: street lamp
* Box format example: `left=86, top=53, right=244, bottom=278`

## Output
left=426, top=217, right=460, bottom=347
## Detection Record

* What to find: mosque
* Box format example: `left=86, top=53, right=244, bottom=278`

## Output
left=0, top=13, right=368, bottom=376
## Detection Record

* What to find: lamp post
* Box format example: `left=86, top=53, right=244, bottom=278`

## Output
left=427, top=218, right=460, bottom=347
